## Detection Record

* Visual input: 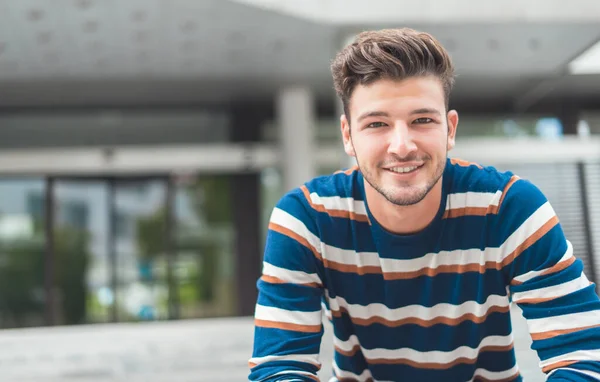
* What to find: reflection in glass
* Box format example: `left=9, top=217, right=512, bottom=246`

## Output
left=0, top=179, right=46, bottom=328
left=116, top=180, right=169, bottom=322
left=54, top=181, right=110, bottom=325
left=174, top=175, right=235, bottom=318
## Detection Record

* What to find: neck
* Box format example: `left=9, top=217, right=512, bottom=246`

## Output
left=364, top=178, right=443, bottom=235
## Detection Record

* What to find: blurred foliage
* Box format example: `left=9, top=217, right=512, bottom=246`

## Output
left=0, top=225, right=90, bottom=327
left=134, top=176, right=230, bottom=306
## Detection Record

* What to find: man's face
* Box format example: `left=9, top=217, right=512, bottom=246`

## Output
left=341, top=76, right=458, bottom=206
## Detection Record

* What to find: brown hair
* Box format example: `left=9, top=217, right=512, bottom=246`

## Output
left=331, top=28, right=455, bottom=120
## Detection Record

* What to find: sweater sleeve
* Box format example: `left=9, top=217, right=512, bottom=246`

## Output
left=499, top=178, right=600, bottom=381
left=248, top=188, right=326, bottom=382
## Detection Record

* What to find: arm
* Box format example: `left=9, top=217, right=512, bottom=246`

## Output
left=248, top=189, right=326, bottom=382
left=500, top=178, right=600, bottom=381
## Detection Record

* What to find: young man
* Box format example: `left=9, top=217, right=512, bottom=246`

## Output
left=249, top=28, right=600, bottom=381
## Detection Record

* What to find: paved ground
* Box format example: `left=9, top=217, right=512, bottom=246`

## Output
left=0, top=306, right=545, bottom=382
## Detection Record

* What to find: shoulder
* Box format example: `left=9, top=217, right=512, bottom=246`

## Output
left=276, top=166, right=367, bottom=223
left=447, top=158, right=516, bottom=194
left=444, top=158, right=546, bottom=219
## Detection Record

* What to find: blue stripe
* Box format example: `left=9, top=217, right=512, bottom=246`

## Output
left=257, top=280, right=322, bottom=312
left=533, top=327, right=600, bottom=360
left=511, top=257, right=583, bottom=295
left=264, top=231, right=321, bottom=272
left=549, top=369, right=597, bottom=382
left=325, top=269, right=507, bottom=307
left=333, top=349, right=369, bottom=376
left=507, top=225, right=569, bottom=283
left=332, top=310, right=512, bottom=352
left=249, top=360, right=320, bottom=381
left=304, top=170, right=364, bottom=200
left=564, top=361, right=600, bottom=373
left=517, top=285, right=600, bottom=320
left=334, top=350, right=519, bottom=381
left=448, top=160, right=514, bottom=193
left=252, top=327, right=323, bottom=358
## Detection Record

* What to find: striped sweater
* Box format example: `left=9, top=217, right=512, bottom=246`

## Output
left=249, top=158, right=600, bottom=381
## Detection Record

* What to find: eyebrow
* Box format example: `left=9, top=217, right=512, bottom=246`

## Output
left=410, top=108, right=442, bottom=117
left=357, top=111, right=390, bottom=123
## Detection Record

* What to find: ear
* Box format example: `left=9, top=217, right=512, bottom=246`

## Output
left=446, top=110, right=459, bottom=151
left=341, top=114, right=355, bottom=157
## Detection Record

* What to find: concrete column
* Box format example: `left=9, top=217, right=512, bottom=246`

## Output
left=277, top=87, right=316, bottom=192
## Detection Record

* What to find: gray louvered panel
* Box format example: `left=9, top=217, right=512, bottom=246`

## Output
left=485, top=162, right=593, bottom=279
left=585, top=162, right=600, bottom=284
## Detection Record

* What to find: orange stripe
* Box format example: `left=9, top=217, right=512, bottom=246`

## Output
left=260, top=275, right=321, bottom=288
left=248, top=362, right=257, bottom=368
left=334, top=165, right=359, bottom=175
left=494, top=175, right=520, bottom=212
left=531, top=323, right=600, bottom=341
left=443, top=206, right=488, bottom=219
left=542, top=360, right=578, bottom=373
left=450, top=158, right=483, bottom=168
left=510, top=256, right=575, bottom=286
left=255, top=319, right=322, bottom=333
left=268, top=222, right=322, bottom=261
left=300, top=185, right=370, bottom=223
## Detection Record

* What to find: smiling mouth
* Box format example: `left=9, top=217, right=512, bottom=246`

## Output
left=385, top=164, right=424, bottom=174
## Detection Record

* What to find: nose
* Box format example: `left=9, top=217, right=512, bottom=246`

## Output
left=388, top=122, right=417, bottom=157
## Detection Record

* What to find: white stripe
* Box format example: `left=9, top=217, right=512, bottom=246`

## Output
left=333, top=333, right=361, bottom=354
left=469, top=364, right=519, bottom=381
left=334, top=334, right=513, bottom=366
left=326, top=292, right=509, bottom=324
left=262, top=262, right=322, bottom=285
left=500, top=201, right=556, bottom=257
left=271, top=208, right=323, bottom=253
left=445, top=191, right=501, bottom=211
left=332, top=359, right=377, bottom=381
left=527, top=309, right=600, bottom=335
left=551, top=368, right=600, bottom=380
left=540, top=349, right=600, bottom=368
left=377, top=247, right=500, bottom=273
left=255, top=305, right=322, bottom=326
left=273, top=202, right=556, bottom=276
left=362, top=335, right=513, bottom=365
left=512, top=273, right=590, bottom=303
left=321, top=301, right=332, bottom=320
left=249, top=354, right=320, bottom=367
left=308, top=192, right=367, bottom=216
left=513, top=241, right=573, bottom=284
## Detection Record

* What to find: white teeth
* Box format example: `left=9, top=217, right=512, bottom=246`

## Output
left=389, top=166, right=419, bottom=173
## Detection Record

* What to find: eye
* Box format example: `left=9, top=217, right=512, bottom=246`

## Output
left=413, top=117, right=434, bottom=124
left=366, top=121, right=387, bottom=128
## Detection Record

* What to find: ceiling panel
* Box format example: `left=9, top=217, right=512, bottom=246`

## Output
left=0, top=0, right=599, bottom=107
